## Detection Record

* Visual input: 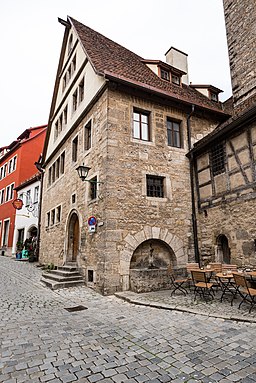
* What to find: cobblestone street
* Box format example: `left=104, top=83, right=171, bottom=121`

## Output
left=0, top=256, right=256, bottom=383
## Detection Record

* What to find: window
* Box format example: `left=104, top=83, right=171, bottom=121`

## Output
left=160, top=68, right=170, bottom=81
left=56, top=205, right=61, bottom=223
left=68, top=34, right=73, bottom=54
left=59, top=114, right=63, bottom=132
left=90, top=177, right=97, bottom=200
left=210, top=91, right=218, bottom=102
left=10, top=184, right=14, bottom=200
left=133, top=110, right=150, bottom=141
left=60, top=152, right=65, bottom=174
left=2, top=219, right=10, bottom=247
left=46, top=212, right=50, bottom=227
left=54, top=122, right=58, bottom=140
left=73, top=90, right=78, bottom=112
left=210, top=142, right=225, bottom=176
left=171, top=74, right=181, bottom=85
left=25, top=190, right=31, bottom=206
left=84, top=121, right=92, bottom=150
left=34, top=186, right=39, bottom=203
left=63, top=74, right=67, bottom=92
left=3, top=164, right=7, bottom=177
left=72, top=194, right=76, bottom=204
left=63, top=105, right=68, bottom=125
left=56, top=157, right=60, bottom=179
left=167, top=118, right=182, bottom=148
left=48, top=167, right=52, bottom=186
left=52, top=163, right=56, bottom=183
left=79, top=78, right=84, bottom=103
left=8, top=159, right=13, bottom=173
left=72, top=55, right=76, bottom=74
left=146, top=175, right=164, bottom=198
left=51, top=209, right=55, bottom=225
left=0, top=189, right=4, bottom=204
left=0, top=167, right=3, bottom=180
left=12, top=156, right=17, bottom=171
left=72, top=136, right=78, bottom=162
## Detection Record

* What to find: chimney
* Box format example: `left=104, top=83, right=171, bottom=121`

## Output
left=165, top=47, right=189, bottom=85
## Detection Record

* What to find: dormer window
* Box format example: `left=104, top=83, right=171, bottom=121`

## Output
left=171, top=74, right=181, bottom=86
left=210, top=91, right=218, bottom=102
left=160, top=69, right=170, bottom=81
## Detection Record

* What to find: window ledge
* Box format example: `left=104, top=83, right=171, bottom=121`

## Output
left=146, top=196, right=168, bottom=203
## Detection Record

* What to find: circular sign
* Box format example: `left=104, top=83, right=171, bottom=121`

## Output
left=12, top=198, right=23, bottom=210
left=88, top=216, right=97, bottom=226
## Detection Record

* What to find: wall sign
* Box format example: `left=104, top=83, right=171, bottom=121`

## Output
left=12, top=198, right=23, bottom=210
left=88, top=216, right=97, bottom=226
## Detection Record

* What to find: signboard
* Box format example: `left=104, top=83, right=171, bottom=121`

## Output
left=12, top=198, right=23, bottom=210
left=88, top=216, right=97, bottom=226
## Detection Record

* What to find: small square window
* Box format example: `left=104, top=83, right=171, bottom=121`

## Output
left=72, top=194, right=76, bottom=204
left=146, top=175, right=164, bottom=198
left=171, top=74, right=181, bottom=85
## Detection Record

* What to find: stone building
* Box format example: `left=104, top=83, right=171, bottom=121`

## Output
left=40, top=17, right=229, bottom=294
left=189, top=0, right=256, bottom=267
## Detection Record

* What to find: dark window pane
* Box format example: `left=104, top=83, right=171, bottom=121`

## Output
left=146, top=175, right=164, bottom=198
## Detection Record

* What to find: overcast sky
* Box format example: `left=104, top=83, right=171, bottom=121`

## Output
left=1, top=0, right=232, bottom=147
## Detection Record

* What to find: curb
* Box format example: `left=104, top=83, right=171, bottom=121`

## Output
left=115, top=292, right=256, bottom=324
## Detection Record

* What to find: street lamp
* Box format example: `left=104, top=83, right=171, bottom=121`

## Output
left=76, top=165, right=91, bottom=182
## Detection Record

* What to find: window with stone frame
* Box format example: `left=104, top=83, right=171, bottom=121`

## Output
left=60, top=151, right=65, bottom=174
left=84, top=121, right=92, bottom=151
left=56, top=205, right=61, bottom=223
left=210, top=142, right=225, bottom=176
left=133, top=109, right=150, bottom=141
left=72, top=136, right=78, bottom=162
left=167, top=118, right=182, bottom=148
left=90, top=176, right=97, bottom=200
left=160, top=68, right=170, bottom=81
left=146, top=175, right=165, bottom=198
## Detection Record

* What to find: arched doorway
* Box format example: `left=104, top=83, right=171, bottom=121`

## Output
left=217, top=234, right=230, bottom=264
left=67, top=212, right=80, bottom=262
left=28, top=225, right=37, bottom=238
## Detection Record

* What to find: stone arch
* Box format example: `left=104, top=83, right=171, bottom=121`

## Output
left=120, top=226, right=186, bottom=290
left=216, top=234, right=231, bottom=264
left=27, top=224, right=38, bottom=239
left=64, top=209, right=81, bottom=264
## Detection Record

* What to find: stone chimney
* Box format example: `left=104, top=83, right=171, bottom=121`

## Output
left=165, top=47, right=189, bottom=85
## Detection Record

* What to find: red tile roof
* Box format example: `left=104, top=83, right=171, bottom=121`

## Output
left=69, top=17, right=229, bottom=117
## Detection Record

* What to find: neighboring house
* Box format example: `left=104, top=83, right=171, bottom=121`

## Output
left=40, top=16, right=230, bottom=294
left=0, top=125, right=47, bottom=256
left=189, top=0, right=256, bottom=267
left=12, top=173, right=41, bottom=255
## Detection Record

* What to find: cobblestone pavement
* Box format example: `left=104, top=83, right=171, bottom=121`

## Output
left=0, top=256, right=256, bottom=383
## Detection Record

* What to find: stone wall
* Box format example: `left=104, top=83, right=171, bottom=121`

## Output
left=223, top=0, right=256, bottom=105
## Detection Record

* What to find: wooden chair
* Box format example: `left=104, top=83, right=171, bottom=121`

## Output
left=222, top=264, right=238, bottom=273
left=208, top=262, right=222, bottom=289
left=232, top=272, right=256, bottom=313
left=167, top=266, right=188, bottom=296
left=191, top=270, right=214, bottom=301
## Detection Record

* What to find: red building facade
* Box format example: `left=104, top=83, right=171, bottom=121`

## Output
left=0, top=125, right=47, bottom=256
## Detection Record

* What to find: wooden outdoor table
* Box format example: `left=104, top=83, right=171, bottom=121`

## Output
left=216, top=272, right=237, bottom=303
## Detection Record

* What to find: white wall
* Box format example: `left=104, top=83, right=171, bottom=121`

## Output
left=12, top=179, right=40, bottom=254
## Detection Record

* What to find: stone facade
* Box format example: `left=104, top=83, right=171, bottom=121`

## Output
left=40, top=85, right=222, bottom=294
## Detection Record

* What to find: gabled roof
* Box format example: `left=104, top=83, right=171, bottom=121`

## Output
left=189, top=93, right=256, bottom=155
left=68, top=17, right=229, bottom=117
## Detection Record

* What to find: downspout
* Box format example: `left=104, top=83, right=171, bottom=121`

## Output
left=186, top=105, right=201, bottom=266
left=34, top=160, right=45, bottom=262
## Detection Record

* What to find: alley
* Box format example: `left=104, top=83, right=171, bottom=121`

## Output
left=0, top=256, right=256, bottom=383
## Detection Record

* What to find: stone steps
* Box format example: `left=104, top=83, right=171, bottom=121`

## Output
left=41, top=263, right=84, bottom=290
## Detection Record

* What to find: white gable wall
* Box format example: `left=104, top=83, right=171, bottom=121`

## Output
left=46, top=27, right=106, bottom=161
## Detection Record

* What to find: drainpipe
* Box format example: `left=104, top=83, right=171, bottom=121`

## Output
left=186, top=105, right=201, bottom=266
left=34, top=159, right=45, bottom=262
